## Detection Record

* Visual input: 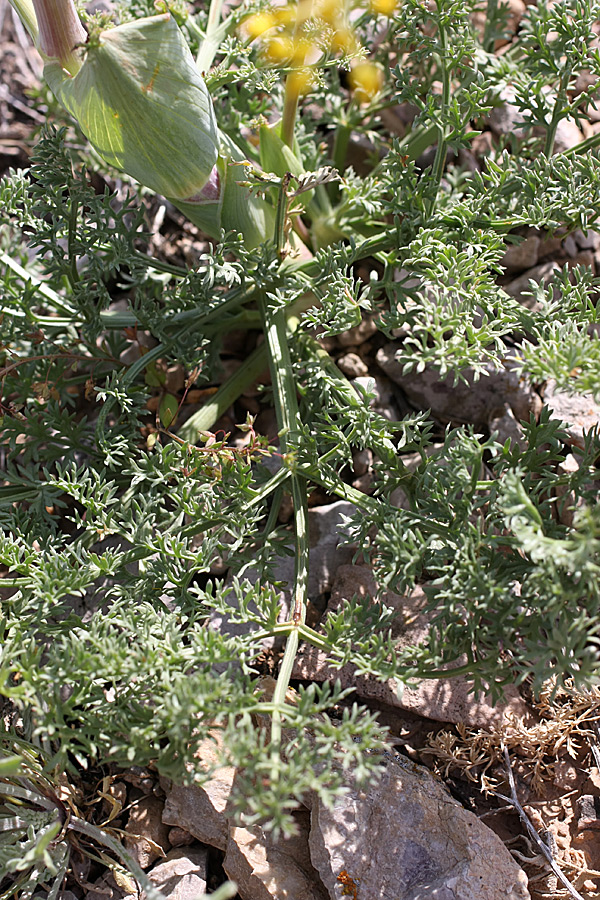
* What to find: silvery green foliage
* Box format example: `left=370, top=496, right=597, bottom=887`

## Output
left=1, top=0, right=600, bottom=876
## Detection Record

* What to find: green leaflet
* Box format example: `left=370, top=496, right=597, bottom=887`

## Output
left=43, top=14, right=219, bottom=200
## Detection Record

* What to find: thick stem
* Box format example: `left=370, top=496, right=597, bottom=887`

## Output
left=32, top=0, right=86, bottom=74
left=195, top=0, right=226, bottom=72
left=281, top=79, right=301, bottom=149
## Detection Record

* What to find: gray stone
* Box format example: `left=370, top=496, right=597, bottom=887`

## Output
left=124, top=795, right=170, bottom=869
left=223, top=811, right=329, bottom=900
left=574, top=229, right=600, bottom=251
left=162, top=738, right=234, bottom=851
left=488, top=86, right=529, bottom=137
left=306, top=754, right=531, bottom=900
left=553, top=117, right=585, bottom=153
left=543, top=380, right=600, bottom=448
left=146, top=848, right=208, bottom=900
left=488, top=404, right=526, bottom=449
left=376, top=346, right=541, bottom=427
left=337, top=316, right=377, bottom=347
left=292, top=565, right=532, bottom=729
left=500, top=232, right=540, bottom=273
left=503, top=261, right=560, bottom=309
left=352, top=374, right=403, bottom=421
left=336, top=352, right=368, bottom=378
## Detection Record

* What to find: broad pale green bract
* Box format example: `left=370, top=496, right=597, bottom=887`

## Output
left=43, top=13, right=219, bottom=201
left=177, top=133, right=276, bottom=248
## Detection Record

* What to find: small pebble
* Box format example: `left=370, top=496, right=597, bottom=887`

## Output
left=337, top=352, right=368, bottom=378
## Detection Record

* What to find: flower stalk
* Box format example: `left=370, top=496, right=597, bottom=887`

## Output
left=32, top=0, right=85, bottom=73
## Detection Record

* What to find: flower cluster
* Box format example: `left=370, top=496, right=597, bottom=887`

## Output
left=243, top=0, right=397, bottom=101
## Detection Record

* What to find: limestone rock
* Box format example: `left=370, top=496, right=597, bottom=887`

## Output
left=223, top=810, right=329, bottom=900
left=209, top=500, right=356, bottom=649
left=500, top=231, right=540, bottom=273
left=352, top=374, right=403, bottom=421
left=489, top=404, right=526, bottom=449
left=124, top=795, right=170, bottom=869
left=488, top=86, right=529, bottom=137
left=503, top=261, right=560, bottom=309
left=162, top=739, right=235, bottom=851
left=306, top=754, right=531, bottom=900
left=168, top=826, right=196, bottom=848
left=543, top=380, right=600, bottom=448
left=336, top=351, right=368, bottom=378
left=376, top=346, right=541, bottom=426
left=146, top=848, right=208, bottom=900
left=553, top=117, right=585, bottom=153
left=292, top=565, right=532, bottom=729
left=337, top=316, right=377, bottom=346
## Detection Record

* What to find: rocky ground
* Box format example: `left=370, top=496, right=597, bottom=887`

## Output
left=3, top=0, right=600, bottom=897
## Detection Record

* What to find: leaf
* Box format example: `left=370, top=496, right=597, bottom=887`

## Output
left=159, top=393, right=179, bottom=428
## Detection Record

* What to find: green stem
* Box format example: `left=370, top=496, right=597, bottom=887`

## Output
left=332, top=120, right=351, bottom=174
left=563, top=129, right=600, bottom=157
left=483, top=0, right=498, bottom=54
left=426, top=22, right=451, bottom=219
left=543, top=69, right=572, bottom=157
left=194, top=0, right=226, bottom=72
left=281, top=80, right=300, bottom=149
left=176, top=344, right=268, bottom=442
left=257, top=287, right=309, bottom=766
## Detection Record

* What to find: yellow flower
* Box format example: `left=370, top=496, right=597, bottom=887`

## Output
left=369, top=0, right=397, bottom=15
left=287, top=68, right=315, bottom=95
left=244, top=11, right=277, bottom=40
left=330, top=26, right=358, bottom=53
left=264, top=34, right=295, bottom=63
left=349, top=61, right=384, bottom=102
left=273, top=6, right=296, bottom=26
left=316, top=0, right=343, bottom=25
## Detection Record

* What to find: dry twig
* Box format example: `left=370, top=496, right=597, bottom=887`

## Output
left=494, top=745, right=585, bottom=900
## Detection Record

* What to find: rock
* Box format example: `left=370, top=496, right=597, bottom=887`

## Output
left=210, top=500, right=357, bottom=649
left=223, top=811, right=329, bottom=900
left=352, top=374, right=403, bottom=421
left=553, top=117, right=585, bottom=153
left=577, top=795, right=600, bottom=831
left=503, top=261, right=560, bottom=309
left=500, top=231, right=540, bottom=273
left=488, top=86, right=529, bottom=137
left=556, top=452, right=585, bottom=526
left=306, top=753, right=531, bottom=900
left=146, top=848, right=208, bottom=900
left=125, top=795, right=170, bottom=869
left=292, top=565, right=532, bottom=729
left=162, top=737, right=235, bottom=851
left=276, top=500, right=358, bottom=598
left=352, top=448, right=373, bottom=477
left=376, top=345, right=542, bottom=427
left=168, top=826, right=196, bottom=848
left=574, top=228, right=600, bottom=251
left=543, top=380, right=600, bottom=448
left=337, top=316, right=377, bottom=347
left=488, top=404, right=526, bottom=449
left=336, top=352, right=368, bottom=378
